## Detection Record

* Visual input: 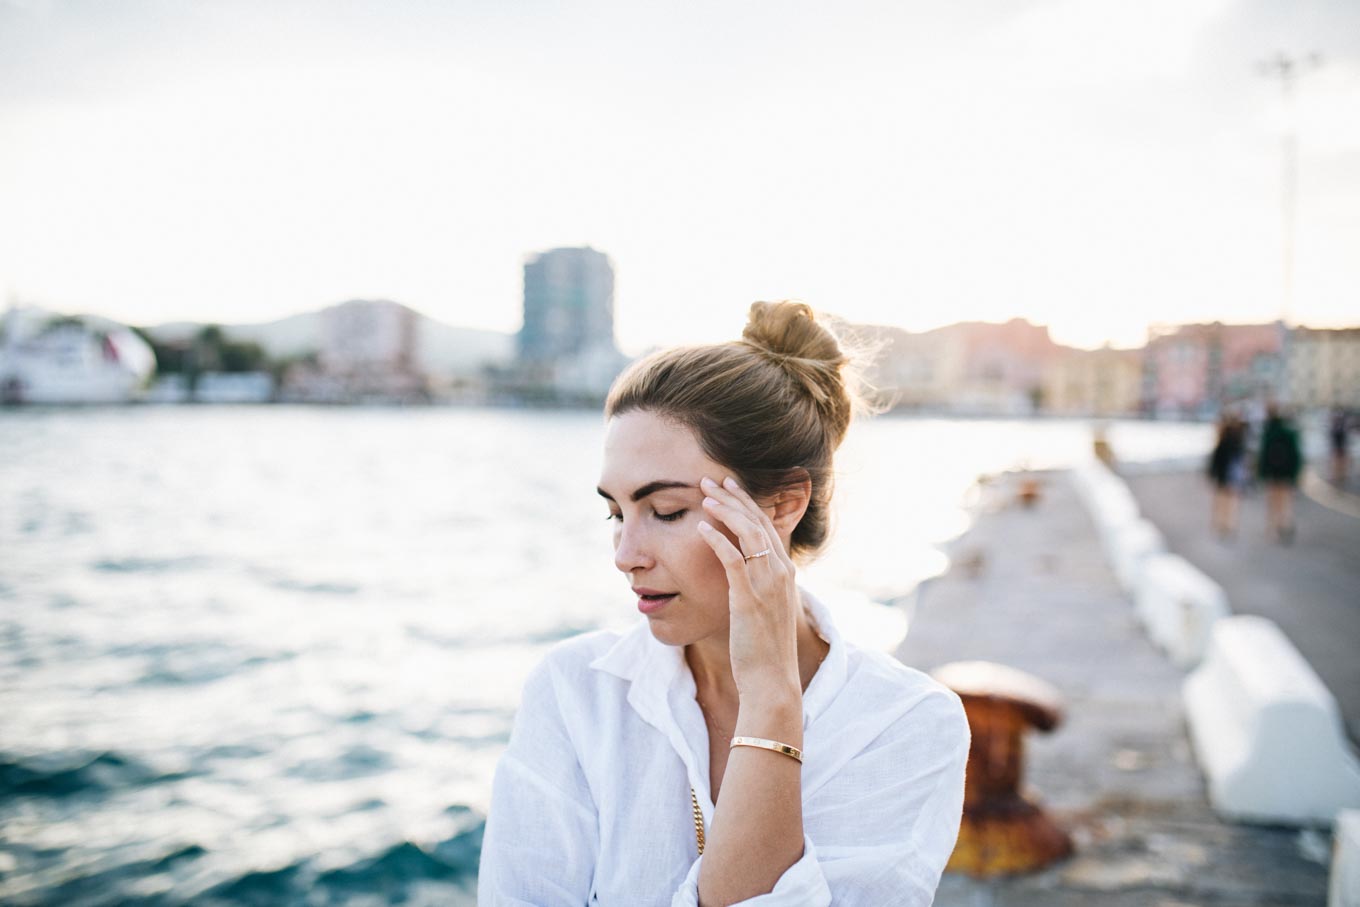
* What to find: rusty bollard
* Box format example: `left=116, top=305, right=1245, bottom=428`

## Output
left=932, top=660, right=1073, bottom=876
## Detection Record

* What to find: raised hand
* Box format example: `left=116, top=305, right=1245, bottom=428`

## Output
left=696, top=475, right=802, bottom=700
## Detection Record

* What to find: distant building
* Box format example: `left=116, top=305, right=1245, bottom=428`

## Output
left=283, top=299, right=427, bottom=402
left=1142, top=322, right=1284, bottom=417
left=514, top=246, right=624, bottom=399
left=1287, top=327, right=1360, bottom=408
left=950, top=319, right=1062, bottom=414
left=0, top=308, right=155, bottom=404
left=868, top=327, right=964, bottom=408
left=519, top=247, right=616, bottom=363
left=320, top=299, right=418, bottom=375
left=1042, top=346, right=1143, bottom=416
left=195, top=372, right=275, bottom=404
left=872, top=319, right=1060, bottom=414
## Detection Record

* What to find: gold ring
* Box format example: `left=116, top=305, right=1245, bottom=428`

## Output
left=743, top=548, right=771, bottom=562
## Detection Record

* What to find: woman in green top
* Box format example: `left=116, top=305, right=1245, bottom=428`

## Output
left=1257, top=405, right=1302, bottom=544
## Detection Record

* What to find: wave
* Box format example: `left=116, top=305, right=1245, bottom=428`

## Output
left=0, top=815, right=485, bottom=906
left=200, top=821, right=484, bottom=906
left=0, top=750, right=190, bottom=799
left=90, top=556, right=216, bottom=574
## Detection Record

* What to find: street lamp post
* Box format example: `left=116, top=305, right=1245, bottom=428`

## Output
left=1257, top=51, right=1321, bottom=405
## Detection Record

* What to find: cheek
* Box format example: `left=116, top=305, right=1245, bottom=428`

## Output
left=688, top=530, right=732, bottom=587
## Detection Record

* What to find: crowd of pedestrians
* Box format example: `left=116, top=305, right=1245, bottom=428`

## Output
left=1204, top=404, right=1349, bottom=544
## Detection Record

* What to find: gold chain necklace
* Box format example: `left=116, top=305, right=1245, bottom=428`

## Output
left=689, top=787, right=706, bottom=854
left=689, top=697, right=727, bottom=855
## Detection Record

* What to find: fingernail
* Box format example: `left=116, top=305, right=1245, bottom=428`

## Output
left=703, top=497, right=717, bottom=507
left=697, top=521, right=712, bottom=531
left=723, top=477, right=738, bottom=490
left=701, top=476, right=716, bottom=488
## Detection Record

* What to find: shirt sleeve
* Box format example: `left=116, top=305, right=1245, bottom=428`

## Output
left=477, top=656, right=600, bottom=906
left=670, top=835, right=832, bottom=907
left=670, top=687, right=969, bottom=907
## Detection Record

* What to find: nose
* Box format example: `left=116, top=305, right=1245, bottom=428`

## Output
left=613, top=519, right=655, bottom=575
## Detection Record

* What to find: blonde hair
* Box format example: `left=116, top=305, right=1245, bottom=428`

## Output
left=604, top=300, right=871, bottom=562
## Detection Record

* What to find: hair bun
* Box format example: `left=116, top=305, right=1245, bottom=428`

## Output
left=741, top=300, right=845, bottom=366
left=741, top=300, right=858, bottom=445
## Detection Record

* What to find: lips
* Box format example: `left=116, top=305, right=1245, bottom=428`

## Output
left=633, top=587, right=678, bottom=615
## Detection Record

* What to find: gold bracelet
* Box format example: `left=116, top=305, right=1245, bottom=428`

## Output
left=729, top=736, right=803, bottom=763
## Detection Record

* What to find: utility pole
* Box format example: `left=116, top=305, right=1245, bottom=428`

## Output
left=1257, top=51, right=1321, bottom=403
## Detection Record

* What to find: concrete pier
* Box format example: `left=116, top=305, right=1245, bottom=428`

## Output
left=898, top=469, right=1332, bottom=906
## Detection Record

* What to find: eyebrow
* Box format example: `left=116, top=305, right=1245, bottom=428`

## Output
left=596, top=480, right=697, bottom=503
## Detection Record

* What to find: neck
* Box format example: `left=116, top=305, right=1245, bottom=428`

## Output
left=685, top=630, right=739, bottom=703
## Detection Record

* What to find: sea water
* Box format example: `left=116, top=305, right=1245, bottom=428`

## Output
left=0, top=406, right=1211, bottom=904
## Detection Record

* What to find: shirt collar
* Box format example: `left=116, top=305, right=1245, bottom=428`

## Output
left=588, top=587, right=849, bottom=729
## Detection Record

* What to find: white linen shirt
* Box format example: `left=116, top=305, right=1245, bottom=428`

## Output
left=478, top=592, right=969, bottom=906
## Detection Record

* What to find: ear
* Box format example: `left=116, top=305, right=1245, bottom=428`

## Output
left=764, top=469, right=812, bottom=536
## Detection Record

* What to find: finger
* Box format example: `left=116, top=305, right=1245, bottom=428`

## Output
left=717, top=475, right=782, bottom=538
left=700, top=475, right=773, bottom=538
left=716, top=476, right=793, bottom=566
left=701, top=493, right=771, bottom=560
left=696, top=521, right=758, bottom=596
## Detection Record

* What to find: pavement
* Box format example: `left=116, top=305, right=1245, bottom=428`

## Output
left=1121, top=465, right=1360, bottom=745
left=895, top=468, right=1332, bottom=906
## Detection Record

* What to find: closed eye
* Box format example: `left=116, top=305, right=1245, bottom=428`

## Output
left=605, top=509, right=687, bottom=523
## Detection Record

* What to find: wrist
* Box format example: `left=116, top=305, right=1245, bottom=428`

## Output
left=737, top=672, right=801, bottom=707
left=736, top=685, right=803, bottom=728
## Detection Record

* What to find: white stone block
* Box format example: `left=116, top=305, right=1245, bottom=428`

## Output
left=1106, top=518, right=1165, bottom=594
left=1135, top=553, right=1229, bottom=666
left=1097, top=483, right=1140, bottom=532
left=1184, top=616, right=1360, bottom=827
left=1333, top=810, right=1360, bottom=907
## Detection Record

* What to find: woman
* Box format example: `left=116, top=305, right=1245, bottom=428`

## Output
left=1257, top=405, right=1303, bottom=544
left=1207, top=413, right=1246, bottom=538
left=478, top=301, right=969, bottom=905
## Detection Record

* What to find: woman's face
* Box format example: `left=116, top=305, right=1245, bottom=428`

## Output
left=597, top=410, right=744, bottom=647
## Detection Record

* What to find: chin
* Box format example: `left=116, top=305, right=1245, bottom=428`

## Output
left=644, top=618, right=695, bottom=649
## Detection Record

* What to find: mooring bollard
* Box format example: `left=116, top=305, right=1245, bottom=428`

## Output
left=932, top=660, right=1073, bottom=876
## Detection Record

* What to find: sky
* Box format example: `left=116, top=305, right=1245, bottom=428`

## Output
left=1, top=0, right=1358, bottom=353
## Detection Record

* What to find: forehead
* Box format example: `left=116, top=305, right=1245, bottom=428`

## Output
left=599, top=411, right=723, bottom=488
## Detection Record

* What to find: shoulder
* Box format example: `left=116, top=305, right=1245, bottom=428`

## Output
left=846, top=643, right=958, bottom=702
left=509, top=629, right=630, bottom=743
left=843, top=644, right=969, bottom=742
left=522, top=628, right=622, bottom=693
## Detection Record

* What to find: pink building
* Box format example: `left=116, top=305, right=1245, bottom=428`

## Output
left=1143, top=322, right=1284, bottom=416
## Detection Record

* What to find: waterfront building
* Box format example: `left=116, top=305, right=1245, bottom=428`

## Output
left=1042, top=346, right=1143, bottom=416
left=869, top=318, right=1061, bottom=413
left=320, top=299, right=418, bottom=375
left=1142, top=322, right=1284, bottom=417
left=283, top=299, right=427, bottom=402
left=1287, top=327, right=1360, bottom=408
left=515, top=246, right=623, bottom=398
left=518, top=246, right=617, bottom=360
left=868, top=327, right=964, bottom=409
left=950, top=318, right=1063, bottom=414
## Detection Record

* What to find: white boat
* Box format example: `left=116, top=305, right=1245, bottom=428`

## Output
left=0, top=309, right=156, bottom=404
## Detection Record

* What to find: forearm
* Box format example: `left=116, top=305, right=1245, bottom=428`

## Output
left=698, top=687, right=806, bottom=906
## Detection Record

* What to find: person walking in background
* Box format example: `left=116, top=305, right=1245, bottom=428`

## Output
left=1207, top=412, right=1247, bottom=539
left=1257, top=405, right=1303, bottom=545
left=1329, top=406, right=1352, bottom=488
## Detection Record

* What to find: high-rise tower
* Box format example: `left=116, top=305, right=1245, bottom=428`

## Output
left=518, top=247, right=616, bottom=365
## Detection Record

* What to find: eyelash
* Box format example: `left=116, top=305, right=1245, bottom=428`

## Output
left=606, top=509, right=688, bottom=524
